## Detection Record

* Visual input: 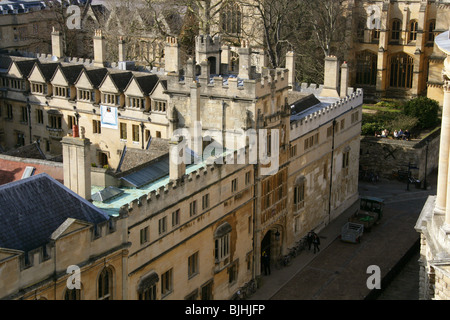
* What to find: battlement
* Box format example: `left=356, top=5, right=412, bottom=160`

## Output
left=196, top=35, right=222, bottom=53
left=166, top=67, right=289, bottom=100
left=120, top=149, right=250, bottom=226
left=290, top=88, right=364, bottom=139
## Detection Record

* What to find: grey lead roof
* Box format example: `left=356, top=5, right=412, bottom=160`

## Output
left=0, top=173, right=110, bottom=253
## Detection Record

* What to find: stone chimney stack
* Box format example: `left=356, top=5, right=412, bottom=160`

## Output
left=321, top=56, right=340, bottom=98
left=199, top=59, right=210, bottom=83
left=165, top=36, right=180, bottom=73
left=51, top=27, right=64, bottom=61
left=118, top=36, right=126, bottom=62
left=93, top=29, right=106, bottom=67
left=286, top=51, right=296, bottom=91
left=340, top=61, right=349, bottom=98
left=221, top=45, right=230, bottom=74
left=238, top=39, right=252, bottom=79
left=190, top=81, right=203, bottom=157
left=185, top=58, right=194, bottom=82
left=169, top=136, right=187, bottom=181
left=62, top=136, right=92, bottom=201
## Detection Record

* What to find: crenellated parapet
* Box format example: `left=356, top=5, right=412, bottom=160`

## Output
left=196, top=34, right=222, bottom=54
left=119, top=151, right=249, bottom=226
left=290, top=88, right=364, bottom=139
left=166, top=67, right=289, bottom=100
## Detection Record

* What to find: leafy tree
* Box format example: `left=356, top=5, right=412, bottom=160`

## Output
left=403, top=96, right=439, bottom=129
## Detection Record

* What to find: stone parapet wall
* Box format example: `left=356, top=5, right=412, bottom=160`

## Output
left=360, top=129, right=441, bottom=182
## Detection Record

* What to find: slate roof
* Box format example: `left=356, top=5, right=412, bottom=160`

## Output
left=36, top=62, right=61, bottom=82
left=107, top=71, right=134, bottom=91
left=289, top=93, right=322, bottom=120
left=79, top=67, right=108, bottom=88
left=117, top=138, right=170, bottom=173
left=54, top=64, right=86, bottom=85
left=131, top=74, right=159, bottom=95
left=12, top=59, right=38, bottom=78
left=3, top=142, right=47, bottom=160
left=0, top=173, right=110, bottom=253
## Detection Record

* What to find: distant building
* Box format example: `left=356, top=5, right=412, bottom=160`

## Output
left=348, top=0, right=450, bottom=104
left=0, top=0, right=104, bottom=58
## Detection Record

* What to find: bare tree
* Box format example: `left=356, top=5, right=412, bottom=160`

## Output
left=24, top=0, right=93, bottom=57
left=239, top=0, right=304, bottom=69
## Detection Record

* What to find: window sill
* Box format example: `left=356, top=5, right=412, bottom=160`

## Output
left=161, top=291, right=173, bottom=299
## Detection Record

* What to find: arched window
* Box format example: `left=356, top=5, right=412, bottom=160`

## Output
left=409, top=20, right=418, bottom=42
left=427, top=20, right=436, bottom=43
left=355, top=50, right=378, bottom=86
left=356, top=19, right=366, bottom=42
left=372, top=28, right=380, bottom=42
left=64, top=288, right=81, bottom=300
left=389, top=53, right=414, bottom=89
left=98, top=267, right=113, bottom=300
left=230, top=51, right=239, bottom=73
left=214, top=222, right=232, bottom=262
left=391, top=19, right=402, bottom=42
left=220, top=2, right=242, bottom=35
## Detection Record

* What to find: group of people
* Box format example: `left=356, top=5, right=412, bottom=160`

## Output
left=375, top=128, right=411, bottom=140
left=307, top=230, right=321, bottom=254
left=261, top=230, right=322, bottom=276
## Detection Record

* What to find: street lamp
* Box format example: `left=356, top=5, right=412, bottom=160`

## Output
left=140, top=122, right=145, bottom=149
left=27, top=98, right=32, bottom=144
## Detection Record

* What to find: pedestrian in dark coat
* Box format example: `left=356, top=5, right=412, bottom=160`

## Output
left=313, top=233, right=321, bottom=254
left=307, top=231, right=314, bottom=251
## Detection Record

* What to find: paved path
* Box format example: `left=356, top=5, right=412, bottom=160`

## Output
left=249, top=173, right=436, bottom=300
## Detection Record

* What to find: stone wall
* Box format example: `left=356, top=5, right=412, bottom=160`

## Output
left=359, top=129, right=441, bottom=182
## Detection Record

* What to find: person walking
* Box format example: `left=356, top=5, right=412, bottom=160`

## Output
left=307, top=231, right=314, bottom=251
left=313, top=233, right=321, bottom=254
left=262, top=251, right=271, bottom=275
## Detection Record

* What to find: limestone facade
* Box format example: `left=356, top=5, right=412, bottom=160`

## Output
left=416, top=29, right=450, bottom=300
left=0, top=29, right=362, bottom=299
left=345, top=0, right=450, bottom=104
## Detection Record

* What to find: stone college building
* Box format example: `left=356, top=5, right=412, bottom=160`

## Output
left=0, top=28, right=363, bottom=299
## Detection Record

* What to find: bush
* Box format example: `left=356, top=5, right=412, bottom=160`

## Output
left=361, top=111, right=399, bottom=136
left=385, top=114, right=419, bottom=132
left=375, top=99, right=404, bottom=110
left=361, top=122, right=381, bottom=136
left=403, top=96, right=439, bottom=129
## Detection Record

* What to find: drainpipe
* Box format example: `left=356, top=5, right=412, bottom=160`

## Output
left=27, top=98, right=32, bottom=144
left=252, top=109, right=262, bottom=283
left=328, top=119, right=336, bottom=224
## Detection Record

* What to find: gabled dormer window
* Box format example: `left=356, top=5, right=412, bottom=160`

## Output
left=151, top=100, right=166, bottom=113
left=77, top=89, right=94, bottom=102
left=10, top=78, right=25, bottom=91
left=31, top=82, right=47, bottom=95
left=127, top=96, right=145, bottom=109
left=102, top=93, right=120, bottom=106
left=54, top=86, right=70, bottom=98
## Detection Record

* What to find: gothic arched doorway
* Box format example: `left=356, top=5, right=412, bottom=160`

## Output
left=261, top=226, right=283, bottom=269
